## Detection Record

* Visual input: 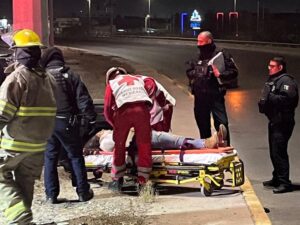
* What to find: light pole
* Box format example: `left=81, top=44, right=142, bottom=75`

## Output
left=257, top=0, right=260, bottom=33
left=145, top=14, right=150, bottom=33
left=148, top=0, right=151, bottom=30
left=87, top=0, right=91, bottom=32
left=233, top=0, right=237, bottom=11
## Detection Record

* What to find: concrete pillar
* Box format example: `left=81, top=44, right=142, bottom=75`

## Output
left=13, top=0, right=50, bottom=46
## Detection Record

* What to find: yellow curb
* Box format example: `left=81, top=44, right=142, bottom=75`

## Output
left=241, top=177, right=272, bottom=225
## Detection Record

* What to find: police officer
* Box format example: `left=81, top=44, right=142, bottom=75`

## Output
left=40, top=47, right=96, bottom=203
left=186, top=31, right=238, bottom=145
left=258, top=56, right=298, bottom=194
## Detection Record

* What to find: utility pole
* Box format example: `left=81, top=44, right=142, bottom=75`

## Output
left=48, top=0, right=54, bottom=46
left=257, top=0, right=260, bottom=33
left=148, top=0, right=151, bottom=30
left=234, top=0, right=237, bottom=11
left=105, top=0, right=115, bottom=35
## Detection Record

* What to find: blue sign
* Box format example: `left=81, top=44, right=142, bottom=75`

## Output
left=190, top=10, right=201, bottom=30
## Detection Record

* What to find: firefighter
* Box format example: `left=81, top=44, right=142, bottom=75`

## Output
left=104, top=67, right=156, bottom=192
left=0, top=29, right=57, bottom=225
left=40, top=47, right=96, bottom=203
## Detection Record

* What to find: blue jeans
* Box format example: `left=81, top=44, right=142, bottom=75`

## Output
left=151, top=131, right=205, bottom=149
left=44, top=118, right=90, bottom=198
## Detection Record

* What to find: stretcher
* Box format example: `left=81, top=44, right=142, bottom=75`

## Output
left=84, top=147, right=244, bottom=196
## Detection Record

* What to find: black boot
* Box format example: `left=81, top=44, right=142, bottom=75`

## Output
left=108, top=178, right=124, bottom=193
left=78, top=189, right=94, bottom=202
left=263, top=179, right=279, bottom=188
left=273, top=184, right=293, bottom=194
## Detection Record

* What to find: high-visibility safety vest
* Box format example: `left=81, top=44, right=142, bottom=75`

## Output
left=0, top=63, right=57, bottom=152
left=109, top=75, right=152, bottom=108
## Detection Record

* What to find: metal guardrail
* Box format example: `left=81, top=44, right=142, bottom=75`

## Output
left=113, top=34, right=300, bottom=48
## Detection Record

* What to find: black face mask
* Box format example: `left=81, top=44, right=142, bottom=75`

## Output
left=197, top=43, right=216, bottom=59
left=15, top=47, right=41, bottom=69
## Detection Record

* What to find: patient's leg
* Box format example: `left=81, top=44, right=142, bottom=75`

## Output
left=151, top=131, right=185, bottom=149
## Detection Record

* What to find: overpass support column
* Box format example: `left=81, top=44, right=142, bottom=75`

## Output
left=13, top=0, right=52, bottom=46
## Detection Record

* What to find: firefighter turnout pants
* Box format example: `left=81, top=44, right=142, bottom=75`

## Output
left=0, top=150, right=43, bottom=225
left=112, top=102, right=152, bottom=182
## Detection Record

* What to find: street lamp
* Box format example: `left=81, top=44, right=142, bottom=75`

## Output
left=145, top=14, right=150, bottom=33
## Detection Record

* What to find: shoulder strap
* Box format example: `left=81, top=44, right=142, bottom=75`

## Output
left=62, top=70, right=78, bottom=114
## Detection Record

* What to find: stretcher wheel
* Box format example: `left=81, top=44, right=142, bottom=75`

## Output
left=93, top=169, right=103, bottom=179
left=200, top=184, right=213, bottom=197
left=212, top=180, right=224, bottom=190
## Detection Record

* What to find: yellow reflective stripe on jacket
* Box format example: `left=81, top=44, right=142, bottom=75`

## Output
left=4, top=201, right=27, bottom=221
left=0, top=100, right=17, bottom=116
left=16, top=106, right=56, bottom=117
left=0, top=138, right=47, bottom=152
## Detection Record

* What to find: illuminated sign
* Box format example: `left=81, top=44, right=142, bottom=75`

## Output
left=190, top=10, right=201, bottom=30
left=0, top=19, right=8, bottom=29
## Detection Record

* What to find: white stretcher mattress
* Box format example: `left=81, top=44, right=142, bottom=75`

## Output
left=85, top=149, right=237, bottom=168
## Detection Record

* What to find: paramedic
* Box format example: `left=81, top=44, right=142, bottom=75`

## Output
left=104, top=67, right=156, bottom=192
left=40, top=47, right=96, bottom=203
left=258, top=56, right=298, bottom=194
left=135, top=74, right=176, bottom=132
left=0, top=29, right=57, bottom=225
left=186, top=31, right=238, bottom=145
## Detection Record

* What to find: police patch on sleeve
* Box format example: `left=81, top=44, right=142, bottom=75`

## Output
left=283, top=85, right=289, bottom=91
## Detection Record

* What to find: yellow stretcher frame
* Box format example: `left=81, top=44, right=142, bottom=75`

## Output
left=84, top=149, right=245, bottom=196
left=149, top=154, right=244, bottom=196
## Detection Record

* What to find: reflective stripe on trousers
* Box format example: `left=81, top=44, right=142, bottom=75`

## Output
left=138, top=166, right=152, bottom=180
left=4, top=201, right=28, bottom=222
left=0, top=151, right=43, bottom=225
left=111, top=164, right=126, bottom=179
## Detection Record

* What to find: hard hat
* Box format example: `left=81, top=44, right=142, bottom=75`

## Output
left=105, top=67, right=127, bottom=84
left=12, top=29, right=44, bottom=48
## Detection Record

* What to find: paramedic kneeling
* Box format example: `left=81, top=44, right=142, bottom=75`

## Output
left=258, top=56, right=298, bottom=194
left=104, top=67, right=156, bottom=192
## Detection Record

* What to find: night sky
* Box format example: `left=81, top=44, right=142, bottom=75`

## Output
left=53, top=0, right=300, bottom=18
left=0, top=0, right=300, bottom=20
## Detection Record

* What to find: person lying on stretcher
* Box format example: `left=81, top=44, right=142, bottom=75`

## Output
left=83, top=124, right=227, bottom=155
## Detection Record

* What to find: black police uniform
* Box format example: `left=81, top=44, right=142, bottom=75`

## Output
left=41, top=48, right=96, bottom=201
left=258, top=71, right=298, bottom=187
left=186, top=43, right=238, bottom=144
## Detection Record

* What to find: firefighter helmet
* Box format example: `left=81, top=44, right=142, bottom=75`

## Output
left=12, top=29, right=44, bottom=48
left=105, top=67, right=127, bottom=84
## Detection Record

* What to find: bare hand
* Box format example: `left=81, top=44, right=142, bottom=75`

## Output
left=212, top=65, right=220, bottom=77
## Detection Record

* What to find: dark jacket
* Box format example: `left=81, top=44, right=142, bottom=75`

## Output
left=40, top=47, right=96, bottom=123
left=186, top=45, right=238, bottom=96
left=47, top=66, right=96, bottom=121
left=259, top=72, right=298, bottom=123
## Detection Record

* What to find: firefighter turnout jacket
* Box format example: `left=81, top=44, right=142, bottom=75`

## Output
left=0, top=62, right=57, bottom=152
